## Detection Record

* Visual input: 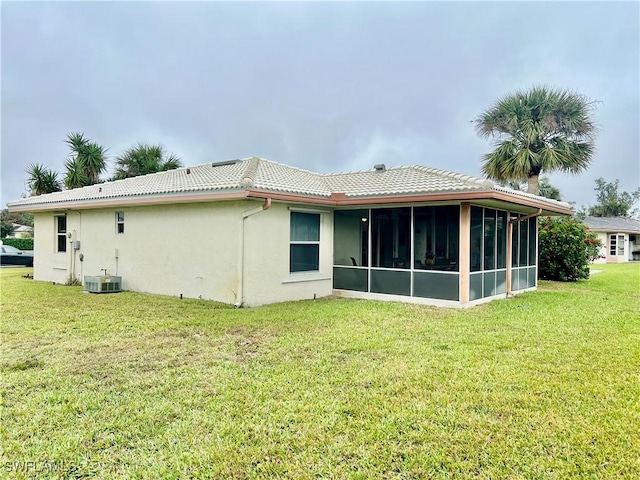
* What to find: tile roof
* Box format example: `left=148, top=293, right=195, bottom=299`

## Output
left=583, top=216, right=640, bottom=233
left=8, top=157, right=572, bottom=212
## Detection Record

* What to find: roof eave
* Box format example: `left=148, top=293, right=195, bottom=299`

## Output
left=7, top=189, right=249, bottom=212
left=586, top=227, right=640, bottom=234
left=9, top=187, right=574, bottom=216
left=336, top=191, right=571, bottom=214
left=250, top=189, right=573, bottom=214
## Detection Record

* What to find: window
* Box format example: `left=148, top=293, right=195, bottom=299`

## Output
left=290, top=212, right=320, bottom=272
left=116, top=211, right=125, bottom=234
left=610, top=234, right=624, bottom=256
left=414, top=205, right=459, bottom=271
left=511, top=214, right=537, bottom=267
left=372, top=207, right=411, bottom=269
left=56, top=216, right=67, bottom=252
left=471, top=206, right=509, bottom=272
left=333, top=209, right=368, bottom=267
left=528, top=217, right=537, bottom=266
left=519, top=217, right=529, bottom=266
left=470, top=206, right=483, bottom=272
left=483, top=209, right=496, bottom=270
left=496, top=211, right=507, bottom=269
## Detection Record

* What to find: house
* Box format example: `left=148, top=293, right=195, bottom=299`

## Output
left=7, top=157, right=573, bottom=307
left=7, top=224, right=34, bottom=239
left=583, top=216, right=640, bottom=263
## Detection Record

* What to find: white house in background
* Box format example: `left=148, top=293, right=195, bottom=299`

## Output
left=583, top=216, right=640, bottom=263
left=7, top=157, right=573, bottom=308
left=7, top=224, right=33, bottom=239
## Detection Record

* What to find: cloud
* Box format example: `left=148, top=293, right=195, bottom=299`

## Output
left=2, top=1, right=638, bottom=209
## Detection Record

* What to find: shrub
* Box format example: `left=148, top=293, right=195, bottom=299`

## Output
left=538, top=216, right=601, bottom=281
left=1, top=238, right=34, bottom=251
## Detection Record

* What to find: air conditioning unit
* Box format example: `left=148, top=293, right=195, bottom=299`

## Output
left=84, top=275, right=122, bottom=293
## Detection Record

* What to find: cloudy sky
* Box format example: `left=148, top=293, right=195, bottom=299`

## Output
left=2, top=1, right=638, bottom=210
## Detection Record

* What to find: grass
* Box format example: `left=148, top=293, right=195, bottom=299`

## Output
left=1, top=264, right=639, bottom=479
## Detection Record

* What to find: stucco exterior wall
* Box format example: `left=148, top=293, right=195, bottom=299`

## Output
left=33, top=212, right=70, bottom=284
left=35, top=202, right=246, bottom=302
left=32, top=200, right=334, bottom=307
left=242, top=203, right=333, bottom=307
left=592, top=232, right=608, bottom=264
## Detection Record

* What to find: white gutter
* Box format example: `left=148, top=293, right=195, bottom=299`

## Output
left=235, top=198, right=272, bottom=307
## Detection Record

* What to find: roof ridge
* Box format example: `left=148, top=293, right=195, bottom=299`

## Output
left=252, top=157, right=325, bottom=177
left=323, top=164, right=414, bottom=177
left=411, top=165, right=492, bottom=187
left=240, top=157, right=260, bottom=188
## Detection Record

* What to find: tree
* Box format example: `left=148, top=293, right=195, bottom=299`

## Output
left=538, top=216, right=601, bottom=281
left=26, top=163, right=62, bottom=196
left=587, top=178, right=640, bottom=218
left=1, top=210, right=15, bottom=238
left=112, top=143, right=182, bottom=180
left=1, top=209, right=34, bottom=239
left=476, top=85, right=597, bottom=195
left=64, top=157, right=89, bottom=189
left=1, top=209, right=33, bottom=228
left=537, top=177, right=562, bottom=201
left=64, top=132, right=107, bottom=187
left=498, top=176, right=562, bottom=201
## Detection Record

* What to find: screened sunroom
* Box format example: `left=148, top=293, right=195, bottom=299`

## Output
left=333, top=203, right=539, bottom=306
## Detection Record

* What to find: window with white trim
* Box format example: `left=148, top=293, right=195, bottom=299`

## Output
left=56, top=215, right=67, bottom=252
left=290, top=212, right=320, bottom=272
left=116, top=211, right=125, bottom=234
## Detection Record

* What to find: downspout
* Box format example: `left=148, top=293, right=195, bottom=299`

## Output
left=506, top=208, right=542, bottom=297
left=235, top=198, right=271, bottom=307
left=68, top=231, right=74, bottom=284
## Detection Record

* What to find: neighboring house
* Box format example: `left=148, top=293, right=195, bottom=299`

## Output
left=583, top=216, right=640, bottom=263
left=8, top=224, right=34, bottom=239
left=7, top=157, right=573, bottom=308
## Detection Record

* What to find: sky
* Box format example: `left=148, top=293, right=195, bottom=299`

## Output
left=2, top=1, right=639, bottom=210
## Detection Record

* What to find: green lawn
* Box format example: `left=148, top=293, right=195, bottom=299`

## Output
left=1, top=264, right=639, bottom=479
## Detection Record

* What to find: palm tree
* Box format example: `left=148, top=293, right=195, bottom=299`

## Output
left=498, top=176, right=562, bottom=201
left=26, top=163, right=62, bottom=196
left=64, top=157, right=89, bottom=189
left=64, top=132, right=107, bottom=186
left=113, top=143, right=182, bottom=180
left=537, top=177, right=562, bottom=201
left=475, top=86, right=596, bottom=195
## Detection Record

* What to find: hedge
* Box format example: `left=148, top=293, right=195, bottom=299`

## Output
left=1, top=238, right=34, bottom=250
left=538, top=216, right=601, bottom=281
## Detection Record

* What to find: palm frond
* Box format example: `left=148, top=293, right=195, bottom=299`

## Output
left=115, top=143, right=182, bottom=178
left=26, top=163, right=61, bottom=196
left=64, top=158, right=90, bottom=189
left=476, top=85, right=596, bottom=184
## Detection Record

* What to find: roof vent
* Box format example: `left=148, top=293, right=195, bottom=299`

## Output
left=211, top=159, right=240, bottom=168
left=374, top=164, right=386, bottom=172
left=186, top=168, right=191, bottom=174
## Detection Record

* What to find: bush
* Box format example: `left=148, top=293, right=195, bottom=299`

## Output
left=538, top=216, right=601, bottom=281
left=1, top=238, right=34, bottom=250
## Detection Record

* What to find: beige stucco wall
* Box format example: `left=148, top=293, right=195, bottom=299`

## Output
left=32, top=200, right=333, bottom=307
left=34, top=202, right=244, bottom=302
left=242, top=203, right=333, bottom=307
left=33, top=212, right=71, bottom=284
